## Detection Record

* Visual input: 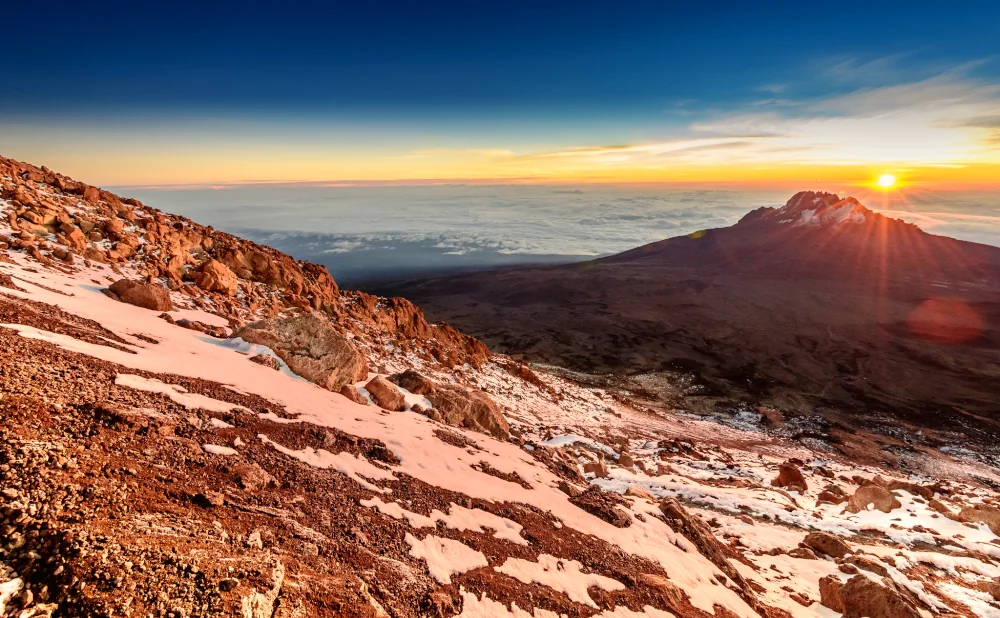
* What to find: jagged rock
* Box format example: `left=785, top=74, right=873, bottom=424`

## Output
left=389, top=369, right=437, bottom=395
left=636, top=574, right=687, bottom=613
left=572, top=486, right=631, bottom=527
left=233, top=463, right=275, bottom=491
left=659, top=497, right=747, bottom=587
left=233, top=314, right=368, bottom=392
left=842, top=555, right=889, bottom=577
left=241, top=560, right=285, bottom=618
left=759, top=407, right=783, bottom=428
left=817, top=489, right=847, bottom=505
left=625, top=485, right=655, bottom=500
left=339, top=384, right=368, bottom=405
left=803, top=532, right=851, bottom=558
left=583, top=460, right=609, bottom=478
left=426, top=384, right=510, bottom=439
left=618, top=452, right=635, bottom=468
left=958, top=504, right=1000, bottom=535
left=64, top=227, right=87, bottom=251
left=845, top=482, right=902, bottom=514
left=108, top=279, right=173, bottom=311
left=771, top=462, right=808, bottom=493
left=836, top=575, right=921, bottom=618
left=818, top=576, right=845, bottom=612
left=365, top=376, right=407, bottom=411
left=195, top=259, right=239, bottom=295
left=249, top=353, right=281, bottom=370
left=788, top=547, right=818, bottom=560
left=104, top=217, right=124, bottom=239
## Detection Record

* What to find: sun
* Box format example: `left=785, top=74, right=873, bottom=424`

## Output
left=877, top=174, right=897, bottom=189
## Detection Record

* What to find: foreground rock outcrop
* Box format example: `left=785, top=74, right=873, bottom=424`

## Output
left=234, top=314, right=368, bottom=391
left=390, top=370, right=510, bottom=439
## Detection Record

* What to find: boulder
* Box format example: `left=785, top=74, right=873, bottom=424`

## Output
left=339, top=384, right=368, bottom=405
left=108, top=279, right=173, bottom=311
left=845, top=483, right=902, bottom=514
left=389, top=369, right=437, bottom=395
left=838, top=575, right=921, bottom=618
left=771, top=462, right=808, bottom=493
left=104, top=218, right=125, bottom=239
left=625, top=485, right=655, bottom=500
left=426, top=384, right=510, bottom=440
left=233, top=463, right=275, bottom=491
left=233, top=314, right=368, bottom=392
left=195, top=259, right=239, bottom=296
left=249, top=353, right=281, bottom=370
left=365, top=376, right=407, bottom=411
left=818, top=576, right=844, bottom=613
left=803, top=532, right=851, bottom=558
left=82, top=185, right=101, bottom=203
left=958, top=504, right=1000, bottom=535
left=64, top=227, right=87, bottom=251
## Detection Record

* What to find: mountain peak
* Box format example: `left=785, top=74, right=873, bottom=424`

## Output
left=774, top=192, right=875, bottom=227
left=738, top=191, right=885, bottom=230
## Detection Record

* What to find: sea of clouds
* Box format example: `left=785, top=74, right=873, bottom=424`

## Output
left=120, top=184, right=1000, bottom=282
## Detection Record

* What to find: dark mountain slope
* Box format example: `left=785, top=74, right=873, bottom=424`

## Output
left=374, top=192, right=1000, bottom=421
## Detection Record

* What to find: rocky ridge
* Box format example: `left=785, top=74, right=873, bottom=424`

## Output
left=1, top=157, right=1000, bottom=618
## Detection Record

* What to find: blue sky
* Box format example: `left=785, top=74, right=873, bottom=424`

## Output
left=2, top=1, right=1000, bottom=185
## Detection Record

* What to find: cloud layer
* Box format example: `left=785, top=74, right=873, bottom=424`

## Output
left=128, top=184, right=1000, bottom=266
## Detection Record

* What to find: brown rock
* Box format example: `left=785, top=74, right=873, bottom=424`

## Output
left=249, top=353, right=281, bottom=370
left=195, top=259, right=239, bottom=295
left=233, top=463, right=275, bottom=491
left=845, top=483, right=902, bottom=514
left=771, top=462, right=808, bottom=493
left=339, top=384, right=368, bottom=405
left=958, top=505, right=1000, bottom=535
left=636, top=574, right=687, bottom=613
left=817, top=489, right=847, bottom=505
left=108, top=279, right=173, bottom=311
left=803, top=532, right=851, bottom=558
left=618, top=452, right=635, bottom=468
left=64, top=227, right=87, bottom=251
left=839, top=575, right=921, bottom=618
left=583, top=460, right=610, bottom=478
left=818, top=576, right=845, bottom=612
left=759, top=407, right=783, bottom=428
left=233, top=314, right=368, bottom=392
left=104, top=218, right=125, bottom=239
left=625, top=485, right=655, bottom=500
left=365, top=376, right=407, bottom=411
left=788, top=547, right=818, bottom=560
left=82, top=185, right=101, bottom=203
left=426, top=384, right=510, bottom=440
left=389, top=369, right=437, bottom=395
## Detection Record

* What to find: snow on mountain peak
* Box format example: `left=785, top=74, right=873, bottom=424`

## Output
left=773, top=191, right=874, bottom=228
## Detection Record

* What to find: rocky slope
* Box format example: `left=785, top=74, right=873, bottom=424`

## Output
left=2, top=159, right=1000, bottom=618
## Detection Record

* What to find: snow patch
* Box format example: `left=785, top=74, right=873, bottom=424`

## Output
left=405, top=533, right=488, bottom=584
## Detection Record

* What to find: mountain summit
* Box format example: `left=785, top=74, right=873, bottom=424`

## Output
left=737, top=191, right=911, bottom=231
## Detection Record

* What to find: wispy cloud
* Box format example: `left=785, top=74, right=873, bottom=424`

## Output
left=524, top=63, right=1000, bottom=173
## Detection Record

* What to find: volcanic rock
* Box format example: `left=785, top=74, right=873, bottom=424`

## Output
left=426, top=384, right=510, bottom=439
left=195, top=259, right=239, bottom=296
left=108, top=279, right=173, bottom=311
left=233, top=314, right=368, bottom=391
left=365, top=376, right=407, bottom=411
left=803, top=532, right=851, bottom=558
left=771, top=463, right=807, bottom=493
left=389, top=369, right=437, bottom=395
left=845, top=483, right=902, bottom=514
